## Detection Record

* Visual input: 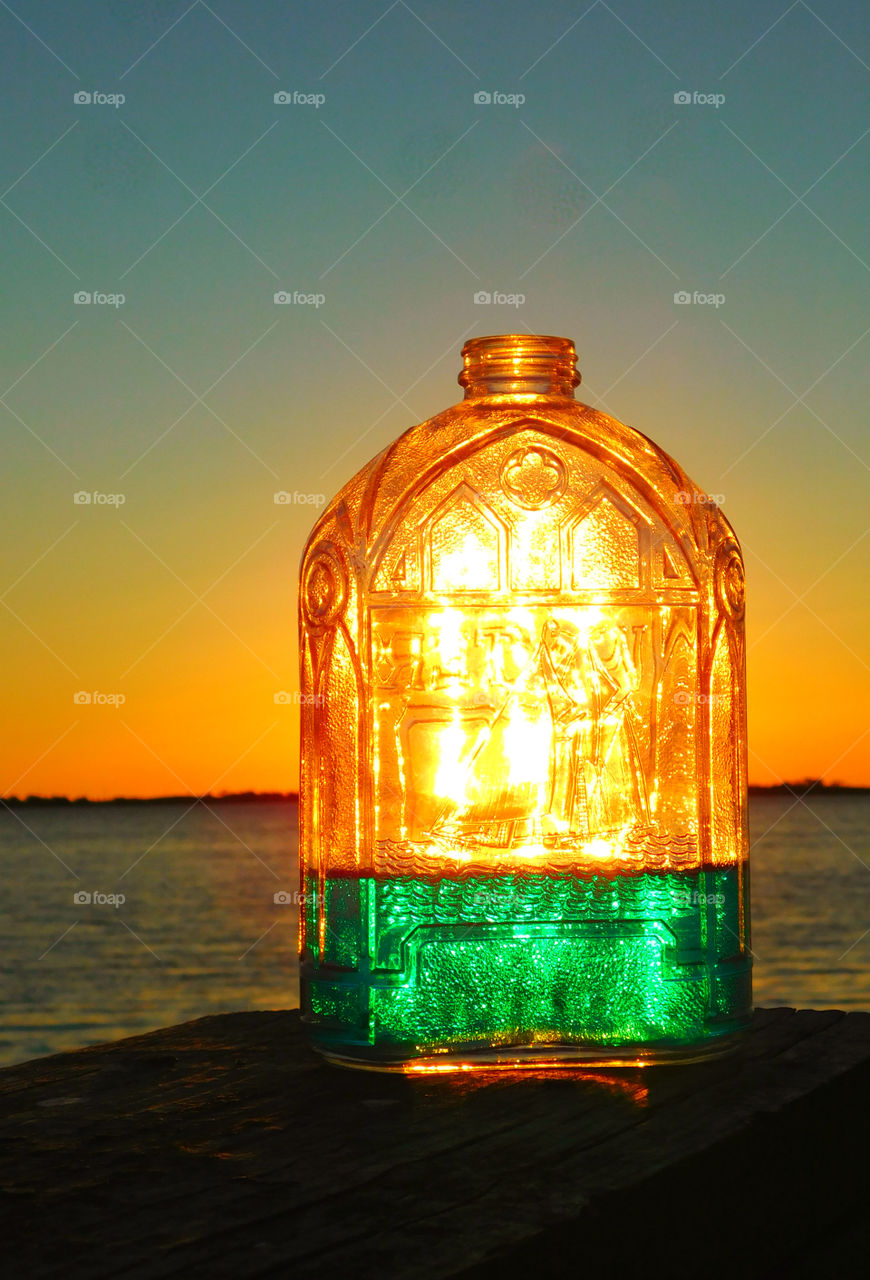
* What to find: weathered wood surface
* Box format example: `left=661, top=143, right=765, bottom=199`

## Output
left=2, top=1008, right=870, bottom=1279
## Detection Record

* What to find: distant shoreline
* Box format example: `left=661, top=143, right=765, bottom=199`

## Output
left=0, top=792, right=300, bottom=807
left=1, top=784, right=868, bottom=806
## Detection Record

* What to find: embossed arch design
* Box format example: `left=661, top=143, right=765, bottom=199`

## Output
left=564, top=480, right=648, bottom=593
left=367, top=422, right=702, bottom=601
left=420, top=481, right=510, bottom=594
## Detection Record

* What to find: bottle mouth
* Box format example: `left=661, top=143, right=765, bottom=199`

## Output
left=459, top=334, right=580, bottom=398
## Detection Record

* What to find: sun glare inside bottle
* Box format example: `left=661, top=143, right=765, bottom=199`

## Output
left=298, top=334, right=750, bottom=1071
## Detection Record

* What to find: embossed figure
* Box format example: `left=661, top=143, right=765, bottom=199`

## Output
left=431, top=613, right=649, bottom=850
left=431, top=624, right=552, bottom=846
left=541, top=618, right=649, bottom=840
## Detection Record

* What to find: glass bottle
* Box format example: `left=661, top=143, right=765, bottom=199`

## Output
left=298, top=334, right=750, bottom=1071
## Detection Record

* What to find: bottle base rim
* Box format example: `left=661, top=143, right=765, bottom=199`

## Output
left=315, top=1030, right=747, bottom=1074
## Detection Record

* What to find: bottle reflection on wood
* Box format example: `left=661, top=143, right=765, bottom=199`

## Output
left=298, top=335, right=750, bottom=1070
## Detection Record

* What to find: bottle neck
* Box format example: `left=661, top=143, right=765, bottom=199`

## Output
left=459, top=335, right=580, bottom=399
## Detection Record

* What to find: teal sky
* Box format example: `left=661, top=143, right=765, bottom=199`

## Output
left=2, top=0, right=869, bottom=795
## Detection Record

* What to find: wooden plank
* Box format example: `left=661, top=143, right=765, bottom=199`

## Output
left=1, top=1008, right=869, bottom=1278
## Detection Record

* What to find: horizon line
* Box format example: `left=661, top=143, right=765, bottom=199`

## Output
left=2, top=781, right=869, bottom=806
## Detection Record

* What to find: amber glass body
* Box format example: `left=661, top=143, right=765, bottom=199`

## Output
left=298, top=336, right=750, bottom=1071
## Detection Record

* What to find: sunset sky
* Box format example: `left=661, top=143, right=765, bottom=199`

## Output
left=2, top=0, right=869, bottom=797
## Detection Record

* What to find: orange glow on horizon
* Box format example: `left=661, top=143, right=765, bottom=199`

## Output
left=4, top=445, right=869, bottom=799
left=5, top=658, right=870, bottom=799
left=5, top=626, right=870, bottom=799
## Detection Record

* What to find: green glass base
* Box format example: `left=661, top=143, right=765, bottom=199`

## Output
left=301, top=867, right=751, bottom=1070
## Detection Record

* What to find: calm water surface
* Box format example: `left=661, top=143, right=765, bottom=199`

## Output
left=1, top=796, right=869, bottom=1067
